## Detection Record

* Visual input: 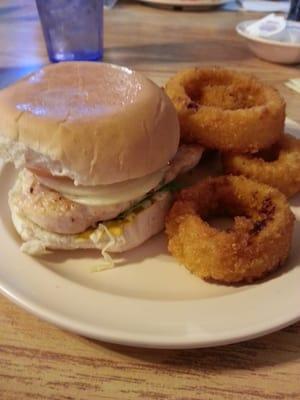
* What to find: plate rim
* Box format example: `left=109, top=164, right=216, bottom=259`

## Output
left=1, top=281, right=300, bottom=349
left=137, top=0, right=231, bottom=8
left=236, top=20, right=300, bottom=49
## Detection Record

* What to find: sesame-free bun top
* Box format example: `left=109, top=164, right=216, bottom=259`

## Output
left=0, top=62, right=180, bottom=185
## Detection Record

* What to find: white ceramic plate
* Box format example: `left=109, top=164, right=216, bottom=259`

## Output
left=237, top=20, right=300, bottom=65
left=137, top=0, right=230, bottom=10
left=0, top=119, right=300, bottom=349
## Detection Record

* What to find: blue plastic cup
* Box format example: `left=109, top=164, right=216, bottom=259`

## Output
left=288, top=0, right=300, bottom=21
left=36, top=0, right=103, bottom=62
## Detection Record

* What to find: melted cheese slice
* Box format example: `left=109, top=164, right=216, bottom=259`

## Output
left=36, top=168, right=165, bottom=206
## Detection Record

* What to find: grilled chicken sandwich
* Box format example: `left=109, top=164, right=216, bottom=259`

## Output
left=0, top=62, right=203, bottom=259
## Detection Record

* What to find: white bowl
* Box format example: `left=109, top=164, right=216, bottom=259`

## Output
left=236, top=20, right=300, bottom=64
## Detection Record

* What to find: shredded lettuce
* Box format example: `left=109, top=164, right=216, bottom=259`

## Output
left=88, top=181, right=186, bottom=270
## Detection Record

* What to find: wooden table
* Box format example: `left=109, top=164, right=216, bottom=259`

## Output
left=0, top=1, right=300, bottom=399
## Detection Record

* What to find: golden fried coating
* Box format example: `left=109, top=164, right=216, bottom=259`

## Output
left=222, top=134, right=300, bottom=198
left=165, top=68, right=285, bottom=153
left=165, top=175, right=294, bottom=283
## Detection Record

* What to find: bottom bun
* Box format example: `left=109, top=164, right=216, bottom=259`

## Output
left=9, top=189, right=173, bottom=260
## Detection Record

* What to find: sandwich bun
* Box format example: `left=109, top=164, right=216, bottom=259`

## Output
left=0, top=62, right=180, bottom=185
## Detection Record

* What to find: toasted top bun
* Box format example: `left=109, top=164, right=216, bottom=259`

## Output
left=0, top=62, right=180, bottom=185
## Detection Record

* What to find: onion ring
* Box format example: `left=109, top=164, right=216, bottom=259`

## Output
left=165, top=68, right=285, bottom=153
left=222, top=134, right=300, bottom=198
left=165, top=175, right=294, bottom=283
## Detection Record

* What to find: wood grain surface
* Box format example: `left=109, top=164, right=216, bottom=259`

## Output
left=0, top=0, right=300, bottom=399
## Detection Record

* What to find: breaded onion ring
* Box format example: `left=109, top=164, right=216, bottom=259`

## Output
left=165, top=175, right=294, bottom=283
left=222, top=134, right=300, bottom=198
left=165, top=68, right=285, bottom=153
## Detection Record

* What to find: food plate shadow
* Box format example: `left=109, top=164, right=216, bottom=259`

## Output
left=39, top=248, right=107, bottom=264
left=94, top=321, right=300, bottom=366
left=137, top=3, right=221, bottom=11
left=117, top=234, right=169, bottom=266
